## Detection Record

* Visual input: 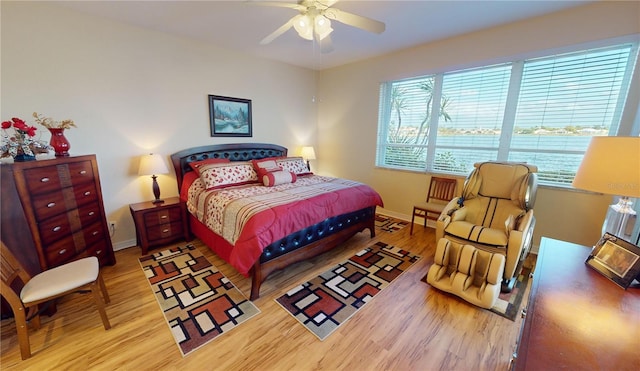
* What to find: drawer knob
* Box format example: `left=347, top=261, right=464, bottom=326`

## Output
left=80, top=170, right=87, bottom=175
left=521, top=308, right=527, bottom=318
left=162, top=229, right=170, bottom=233
left=84, top=191, right=91, bottom=196
left=92, top=231, right=99, bottom=236
left=41, top=177, right=50, bottom=183
left=59, top=249, right=67, bottom=255
left=96, top=250, right=102, bottom=254
left=89, top=211, right=95, bottom=216
left=53, top=226, right=62, bottom=232
left=160, top=215, right=168, bottom=219
left=47, top=202, right=56, bottom=208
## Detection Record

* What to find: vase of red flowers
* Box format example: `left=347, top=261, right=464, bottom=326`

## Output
left=1, top=117, right=51, bottom=161
left=33, top=112, right=76, bottom=157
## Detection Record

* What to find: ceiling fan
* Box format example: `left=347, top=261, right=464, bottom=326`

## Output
left=253, top=0, right=386, bottom=53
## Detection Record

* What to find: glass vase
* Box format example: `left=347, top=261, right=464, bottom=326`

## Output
left=49, top=128, right=70, bottom=157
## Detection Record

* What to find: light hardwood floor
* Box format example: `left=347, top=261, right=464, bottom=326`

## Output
left=1, top=223, right=530, bottom=370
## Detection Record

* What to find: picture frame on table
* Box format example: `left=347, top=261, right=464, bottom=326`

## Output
left=208, top=95, right=252, bottom=137
left=585, top=232, right=640, bottom=289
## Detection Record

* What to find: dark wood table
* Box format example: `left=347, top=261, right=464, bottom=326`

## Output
left=514, top=237, right=640, bottom=370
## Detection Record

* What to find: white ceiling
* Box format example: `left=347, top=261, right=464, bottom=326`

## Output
left=55, top=0, right=594, bottom=70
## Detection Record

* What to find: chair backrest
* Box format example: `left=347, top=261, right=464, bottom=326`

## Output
left=426, top=176, right=458, bottom=204
left=1, top=241, right=31, bottom=308
left=461, top=162, right=538, bottom=210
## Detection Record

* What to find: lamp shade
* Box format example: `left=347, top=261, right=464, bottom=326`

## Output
left=301, top=146, right=316, bottom=160
left=138, top=153, right=169, bottom=176
left=572, top=136, right=640, bottom=197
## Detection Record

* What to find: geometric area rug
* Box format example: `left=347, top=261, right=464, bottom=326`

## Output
left=375, top=213, right=409, bottom=233
left=275, top=241, right=420, bottom=340
left=139, top=245, right=260, bottom=356
left=420, top=263, right=531, bottom=322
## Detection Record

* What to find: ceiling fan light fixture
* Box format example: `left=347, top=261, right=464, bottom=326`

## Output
left=314, top=16, right=333, bottom=41
left=293, top=14, right=313, bottom=40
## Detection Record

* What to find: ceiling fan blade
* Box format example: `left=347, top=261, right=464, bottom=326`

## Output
left=248, top=1, right=306, bottom=11
left=260, top=18, right=295, bottom=45
left=323, top=8, right=385, bottom=34
left=319, top=34, right=334, bottom=54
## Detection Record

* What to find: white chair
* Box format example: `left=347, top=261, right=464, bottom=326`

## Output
left=0, top=241, right=111, bottom=360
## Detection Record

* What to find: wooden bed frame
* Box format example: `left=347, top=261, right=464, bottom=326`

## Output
left=170, top=143, right=377, bottom=300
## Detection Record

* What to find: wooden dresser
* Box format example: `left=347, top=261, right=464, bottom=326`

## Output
left=1, top=155, right=115, bottom=273
left=513, top=237, right=639, bottom=370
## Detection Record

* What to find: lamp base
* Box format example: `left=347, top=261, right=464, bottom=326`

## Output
left=152, top=198, right=164, bottom=204
left=602, top=196, right=637, bottom=239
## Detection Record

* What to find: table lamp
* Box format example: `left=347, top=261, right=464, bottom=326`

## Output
left=138, top=153, right=169, bottom=204
left=572, top=136, right=640, bottom=241
left=301, top=146, right=316, bottom=171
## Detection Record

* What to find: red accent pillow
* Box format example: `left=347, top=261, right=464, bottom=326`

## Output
left=189, top=158, right=230, bottom=175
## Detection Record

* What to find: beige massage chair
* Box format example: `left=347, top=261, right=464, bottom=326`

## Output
left=435, top=161, right=538, bottom=293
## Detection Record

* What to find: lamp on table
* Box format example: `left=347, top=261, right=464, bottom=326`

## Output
left=138, top=153, right=169, bottom=204
left=301, top=146, right=316, bottom=171
left=572, top=136, right=640, bottom=243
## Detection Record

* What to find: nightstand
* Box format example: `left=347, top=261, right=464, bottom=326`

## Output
left=129, top=197, right=190, bottom=255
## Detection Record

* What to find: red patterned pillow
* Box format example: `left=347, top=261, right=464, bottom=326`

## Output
left=251, top=158, right=283, bottom=178
left=189, top=158, right=230, bottom=175
left=262, top=170, right=297, bottom=187
left=275, top=157, right=313, bottom=176
left=199, top=161, right=258, bottom=190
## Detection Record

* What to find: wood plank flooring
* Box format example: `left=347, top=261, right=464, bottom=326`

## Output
left=0, top=223, right=530, bottom=370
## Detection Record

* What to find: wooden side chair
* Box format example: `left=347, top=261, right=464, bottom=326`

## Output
left=410, top=176, right=458, bottom=235
left=0, top=241, right=111, bottom=360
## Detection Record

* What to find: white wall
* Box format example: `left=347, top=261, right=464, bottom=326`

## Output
left=317, top=1, right=640, bottom=248
left=1, top=2, right=318, bottom=249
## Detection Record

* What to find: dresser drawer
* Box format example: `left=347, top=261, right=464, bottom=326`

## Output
left=146, top=221, right=184, bottom=243
left=31, top=182, right=98, bottom=221
left=143, top=207, right=183, bottom=228
left=22, top=160, right=94, bottom=195
left=38, top=201, right=102, bottom=244
left=78, top=240, right=112, bottom=266
left=43, top=235, right=77, bottom=267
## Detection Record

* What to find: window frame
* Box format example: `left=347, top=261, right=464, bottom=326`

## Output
left=376, top=40, right=640, bottom=188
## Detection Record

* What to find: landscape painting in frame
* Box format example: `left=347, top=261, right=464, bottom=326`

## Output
left=209, top=95, right=252, bottom=137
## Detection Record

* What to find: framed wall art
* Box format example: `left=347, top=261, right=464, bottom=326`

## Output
left=208, top=95, right=252, bottom=137
left=585, top=232, right=640, bottom=289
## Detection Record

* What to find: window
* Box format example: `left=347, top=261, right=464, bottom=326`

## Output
left=376, top=43, right=639, bottom=186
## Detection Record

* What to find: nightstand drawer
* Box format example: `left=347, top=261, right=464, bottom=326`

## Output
left=146, top=221, right=184, bottom=243
left=143, top=207, right=183, bottom=227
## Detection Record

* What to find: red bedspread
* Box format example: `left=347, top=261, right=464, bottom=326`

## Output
left=182, top=173, right=383, bottom=276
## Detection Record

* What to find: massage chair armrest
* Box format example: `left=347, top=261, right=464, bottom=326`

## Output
left=516, top=210, right=534, bottom=232
left=436, top=198, right=461, bottom=242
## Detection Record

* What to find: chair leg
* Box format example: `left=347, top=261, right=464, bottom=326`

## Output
left=90, top=281, right=111, bottom=330
left=97, top=272, right=110, bottom=304
left=13, top=307, right=31, bottom=360
left=410, top=209, right=416, bottom=235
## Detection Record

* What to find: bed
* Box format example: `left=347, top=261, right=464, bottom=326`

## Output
left=170, top=143, right=383, bottom=300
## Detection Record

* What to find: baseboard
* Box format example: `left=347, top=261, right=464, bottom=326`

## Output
left=113, top=238, right=137, bottom=251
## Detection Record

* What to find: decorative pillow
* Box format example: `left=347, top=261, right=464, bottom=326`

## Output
left=198, top=161, right=258, bottom=190
left=275, top=157, right=313, bottom=176
left=262, top=170, right=297, bottom=187
left=189, top=158, right=230, bottom=175
left=251, top=158, right=283, bottom=178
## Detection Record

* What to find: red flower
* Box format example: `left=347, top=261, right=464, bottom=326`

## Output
left=11, top=118, right=28, bottom=132
left=1, top=121, right=11, bottom=129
